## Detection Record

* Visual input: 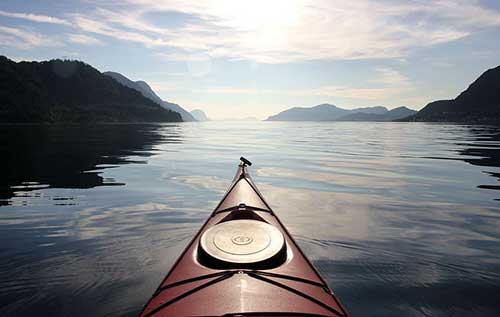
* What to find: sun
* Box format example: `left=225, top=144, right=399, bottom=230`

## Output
left=215, top=0, right=301, bottom=30
left=209, top=0, right=302, bottom=58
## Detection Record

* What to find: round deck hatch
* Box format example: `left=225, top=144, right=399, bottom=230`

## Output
left=199, top=219, right=286, bottom=268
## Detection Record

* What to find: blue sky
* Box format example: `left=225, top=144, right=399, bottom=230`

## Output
left=1, top=0, right=500, bottom=119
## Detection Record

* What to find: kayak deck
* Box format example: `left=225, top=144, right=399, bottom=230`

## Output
left=140, top=159, right=348, bottom=317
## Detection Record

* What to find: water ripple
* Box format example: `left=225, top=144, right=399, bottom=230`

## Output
left=1, top=122, right=500, bottom=316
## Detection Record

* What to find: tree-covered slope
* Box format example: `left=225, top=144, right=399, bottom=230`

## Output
left=103, top=71, right=196, bottom=121
left=0, top=56, right=182, bottom=123
left=408, top=65, right=500, bottom=123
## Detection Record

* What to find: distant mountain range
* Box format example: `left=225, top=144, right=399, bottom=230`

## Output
left=266, top=104, right=416, bottom=121
left=234, top=116, right=260, bottom=121
left=337, top=106, right=417, bottom=121
left=405, top=65, right=500, bottom=123
left=2, top=54, right=497, bottom=124
left=190, top=109, right=210, bottom=121
left=0, top=56, right=181, bottom=123
left=103, top=71, right=196, bottom=122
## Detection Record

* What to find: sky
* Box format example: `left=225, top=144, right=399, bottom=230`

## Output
left=1, top=0, right=500, bottom=120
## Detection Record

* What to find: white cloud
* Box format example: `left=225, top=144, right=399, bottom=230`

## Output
left=67, top=34, right=103, bottom=45
left=188, top=65, right=432, bottom=112
left=65, top=0, right=500, bottom=63
left=146, top=81, right=179, bottom=93
left=3, top=1, right=500, bottom=63
left=291, top=86, right=395, bottom=101
left=372, top=67, right=412, bottom=87
left=289, top=67, right=415, bottom=102
left=0, top=10, right=70, bottom=25
left=155, top=52, right=211, bottom=62
left=196, top=67, right=413, bottom=101
left=71, top=14, right=158, bottom=46
left=0, top=25, right=63, bottom=49
left=197, top=87, right=267, bottom=95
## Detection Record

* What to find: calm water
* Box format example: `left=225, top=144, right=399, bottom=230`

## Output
left=1, top=122, right=500, bottom=316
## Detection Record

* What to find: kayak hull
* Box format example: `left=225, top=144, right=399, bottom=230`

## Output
left=140, top=161, right=348, bottom=317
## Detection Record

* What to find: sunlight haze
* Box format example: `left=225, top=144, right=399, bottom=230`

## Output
left=1, top=0, right=500, bottom=119
left=2, top=2, right=500, bottom=316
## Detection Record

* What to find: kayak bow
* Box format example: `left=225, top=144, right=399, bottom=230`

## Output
left=140, top=158, right=348, bottom=317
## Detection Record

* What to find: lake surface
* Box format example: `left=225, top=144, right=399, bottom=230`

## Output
left=1, top=122, right=500, bottom=316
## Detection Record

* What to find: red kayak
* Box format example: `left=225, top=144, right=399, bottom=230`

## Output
left=140, top=158, right=348, bottom=316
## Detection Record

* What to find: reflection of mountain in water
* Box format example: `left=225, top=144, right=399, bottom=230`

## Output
left=458, top=127, right=500, bottom=193
left=0, top=124, right=181, bottom=204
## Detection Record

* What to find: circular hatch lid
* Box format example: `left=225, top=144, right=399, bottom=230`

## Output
left=199, top=219, right=286, bottom=268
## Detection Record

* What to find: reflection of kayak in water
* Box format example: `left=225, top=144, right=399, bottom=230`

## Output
left=140, top=157, right=348, bottom=317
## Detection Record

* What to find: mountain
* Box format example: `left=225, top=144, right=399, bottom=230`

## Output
left=386, top=106, right=417, bottom=118
left=406, top=65, right=500, bottom=123
left=266, top=104, right=350, bottom=121
left=0, top=56, right=182, bottom=123
left=235, top=116, right=260, bottom=121
left=350, top=106, right=388, bottom=115
left=266, top=104, right=415, bottom=121
left=337, top=106, right=417, bottom=121
left=104, top=71, right=196, bottom=122
left=190, top=109, right=210, bottom=121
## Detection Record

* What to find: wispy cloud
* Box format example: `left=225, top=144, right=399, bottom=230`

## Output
left=67, top=33, right=103, bottom=45
left=147, top=81, right=180, bottom=93
left=371, top=67, right=412, bottom=87
left=0, top=25, right=63, bottom=49
left=0, top=9, right=70, bottom=25
left=289, top=67, right=414, bottom=101
left=61, top=0, right=500, bottom=63
left=196, top=67, right=413, bottom=101
left=2, top=1, right=499, bottom=63
left=71, top=14, right=159, bottom=46
left=155, top=52, right=212, bottom=62
left=291, top=86, right=394, bottom=101
left=197, top=87, right=273, bottom=95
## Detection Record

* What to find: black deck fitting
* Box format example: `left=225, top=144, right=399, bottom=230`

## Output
left=240, top=157, right=252, bottom=166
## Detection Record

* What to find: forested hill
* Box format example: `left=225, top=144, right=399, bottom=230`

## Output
left=406, top=64, right=500, bottom=123
left=0, top=56, right=182, bottom=123
left=103, top=71, right=196, bottom=121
